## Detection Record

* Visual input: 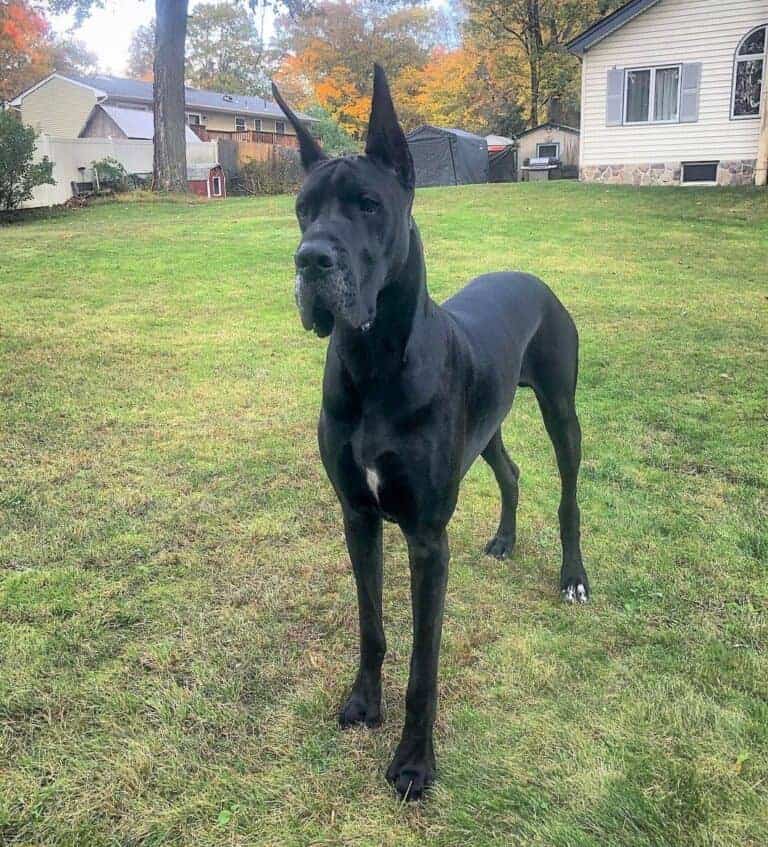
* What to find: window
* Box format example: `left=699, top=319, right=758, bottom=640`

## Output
left=253, top=118, right=262, bottom=131
left=235, top=115, right=246, bottom=132
left=275, top=120, right=286, bottom=134
left=624, top=65, right=680, bottom=123
left=681, top=161, right=719, bottom=184
left=212, top=175, right=222, bottom=196
left=732, top=25, right=766, bottom=118
left=536, top=142, right=559, bottom=158
left=187, top=113, right=201, bottom=126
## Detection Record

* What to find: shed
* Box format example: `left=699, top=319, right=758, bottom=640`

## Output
left=80, top=104, right=202, bottom=143
left=516, top=123, right=580, bottom=180
left=405, top=125, right=488, bottom=187
left=188, top=163, right=226, bottom=198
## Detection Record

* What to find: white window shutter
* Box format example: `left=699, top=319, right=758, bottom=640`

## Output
left=679, top=63, right=702, bottom=123
left=606, top=68, right=625, bottom=126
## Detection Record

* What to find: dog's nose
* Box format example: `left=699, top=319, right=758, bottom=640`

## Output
left=295, top=241, right=334, bottom=275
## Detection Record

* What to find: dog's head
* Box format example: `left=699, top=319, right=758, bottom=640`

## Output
left=272, top=65, right=415, bottom=337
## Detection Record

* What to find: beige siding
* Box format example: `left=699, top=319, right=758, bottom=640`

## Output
left=188, top=111, right=297, bottom=135
left=580, top=0, right=765, bottom=167
left=518, top=127, right=580, bottom=167
left=19, top=76, right=99, bottom=138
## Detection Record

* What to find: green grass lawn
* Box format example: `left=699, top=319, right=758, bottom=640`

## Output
left=1, top=183, right=766, bottom=846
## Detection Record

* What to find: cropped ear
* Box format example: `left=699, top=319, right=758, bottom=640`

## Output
left=271, top=82, right=326, bottom=171
left=365, top=64, right=414, bottom=191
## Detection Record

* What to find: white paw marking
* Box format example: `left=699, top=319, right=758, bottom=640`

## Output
left=563, top=582, right=588, bottom=604
left=365, top=467, right=381, bottom=504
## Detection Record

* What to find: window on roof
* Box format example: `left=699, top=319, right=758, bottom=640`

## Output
left=732, top=25, right=766, bottom=118
left=253, top=118, right=262, bottom=131
left=275, top=120, right=286, bottom=134
left=624, top=65, right=680, bottom=123
left=235, top=115, right=246, bottom=132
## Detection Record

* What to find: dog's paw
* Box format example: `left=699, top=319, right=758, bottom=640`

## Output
left=338, top=691, right=382, bottom=729
left=484, top=532, right=515, bottom=560
left=385, top=744, right=435, bottom=802
left=561, top=575, right=589, bottom=604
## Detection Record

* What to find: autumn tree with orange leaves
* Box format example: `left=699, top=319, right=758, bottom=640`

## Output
left=0, top=0, right=95, bottom=102
left=1, top=1, right=49, bottom=101
left=274, top=0, right=532, bottom=138
left=274, top=0, right=442, bottom=139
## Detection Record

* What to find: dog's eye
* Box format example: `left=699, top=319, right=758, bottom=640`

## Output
left=296, top=202, right=309, bottom=221
left=359, top=196, right=380, bottom=215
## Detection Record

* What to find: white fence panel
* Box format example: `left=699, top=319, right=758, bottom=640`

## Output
left=24, top=136, right=219, bottom=207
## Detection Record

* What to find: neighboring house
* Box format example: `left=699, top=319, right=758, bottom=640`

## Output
left=568, top=0, right=767, bottom=186
left=7, top=72, right=318, bottom=146
left=81, top=104, right=202, bottom=144
left=516, top=123, right=580, bottom=179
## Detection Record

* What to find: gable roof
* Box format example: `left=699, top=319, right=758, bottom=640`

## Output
left=516, top=122, right=580, bottom=138
left=93, top=104, right=201, bottom=143
left=10, top=72, right=317, bottom=123
left=8, top=71, right=107, bottom=106
left=567, top=0, right=662, bottom=56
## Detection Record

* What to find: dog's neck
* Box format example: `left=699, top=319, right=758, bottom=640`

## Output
left=333, top=219, right=434, bottom=383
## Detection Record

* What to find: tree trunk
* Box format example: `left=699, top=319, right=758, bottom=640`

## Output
left=153, top=0, right=189, bottom=193
left=529, top=58, right=539, bottom=126
left=527, top=0, right=542, bottom=127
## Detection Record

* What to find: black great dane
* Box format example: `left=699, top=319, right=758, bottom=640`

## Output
left=272, top=66, right=589, bottom=801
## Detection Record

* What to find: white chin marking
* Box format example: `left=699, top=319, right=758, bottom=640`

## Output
left=365, top=467, right=381, bottom=504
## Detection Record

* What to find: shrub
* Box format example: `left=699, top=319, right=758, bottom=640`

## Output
left=91, top=156, right=129, bottom=192
left=305, top=106, right=359, bottom=156
left=239, top=149, right=302, bottom=196
left=0, top=111, right=55, bottom=211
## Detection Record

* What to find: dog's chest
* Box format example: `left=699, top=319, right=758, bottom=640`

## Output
left=350, top=413, right=400, bottom=507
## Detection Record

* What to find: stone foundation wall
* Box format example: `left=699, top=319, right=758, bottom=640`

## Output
left=580, top=159, right=756, bottom=186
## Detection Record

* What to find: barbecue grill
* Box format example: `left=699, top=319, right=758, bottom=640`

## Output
left=520, top=156, right=561, bottom=181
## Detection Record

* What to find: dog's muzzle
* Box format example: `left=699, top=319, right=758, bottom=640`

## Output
left=294, top=241, right=369, bottom=336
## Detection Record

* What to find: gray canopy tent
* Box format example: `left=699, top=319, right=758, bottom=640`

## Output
left=405, top=125, right=489, bottom=187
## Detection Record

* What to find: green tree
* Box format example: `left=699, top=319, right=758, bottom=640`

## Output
left=306, top=105, right=359, bottom=155
left=464, top=0, right=624, bottom=127
left=127, top=21, right=154, bottom=80
left=187, top=2, right=269, bottom=94
left=0, top=111, right=55, bottom=210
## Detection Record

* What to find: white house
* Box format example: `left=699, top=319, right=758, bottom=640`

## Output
left=568, top=0, right=767, bottom=186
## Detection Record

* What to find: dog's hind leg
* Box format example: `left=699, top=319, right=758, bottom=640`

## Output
left=482, top=428, right=520, bottom=559
left=527, top=326, right=589, bottom=602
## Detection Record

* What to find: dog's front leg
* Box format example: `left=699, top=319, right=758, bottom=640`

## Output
left=387, top=527, right=449, bottom=800
left=338, top=506, right=385, bottom=728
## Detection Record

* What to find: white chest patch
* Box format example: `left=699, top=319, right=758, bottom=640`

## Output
left=365, top=467, right=382, bottom=503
